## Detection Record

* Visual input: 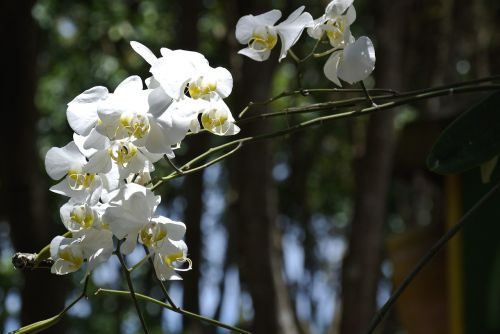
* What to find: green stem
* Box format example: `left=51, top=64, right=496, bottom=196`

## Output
left=142, top=245, right=179, bottom=310
left=287, top=49, right=301, bottom=64
left=313, top=46, right=341, bottom=58
left=152, top=142, right=242, bottom=189
left=129, top=253, right=152, bottom=272
left=95, top=288, right=252, bottom=334
left=116, top=240, right=150, bottom=334
left=151, top=83, right=500, bottom=189
left=164, top=154, right=185, bottom=174
left=238, top=74, right=500, bottom=119
left=9, top=277, right=89, bottom=334
left=360, top=81, right=376, bottom=106
left=301, top=34, right=325, bottom=62
left=238, top=88, right=396, bottom=118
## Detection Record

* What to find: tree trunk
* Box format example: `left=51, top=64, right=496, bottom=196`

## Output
left=0, top=1, right=68, bottom=330
left=172, top=1, right=206, bottom=333
left=224, top=1, right=301, bottom=333
left=339, top=1, right=406, bottom=333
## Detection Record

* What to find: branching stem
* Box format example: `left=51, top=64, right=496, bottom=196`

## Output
left=95, top=288, right=252, bottom=334
left=152, top=82, right=500, bottom=189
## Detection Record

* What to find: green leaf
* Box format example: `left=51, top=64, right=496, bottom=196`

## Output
left=427, top=91, right=500, bottom=174
left=8, top=314, right=61, bottom=334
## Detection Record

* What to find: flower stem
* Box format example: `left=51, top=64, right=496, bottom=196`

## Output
left=164, top=154, right=184, bottom=174
left=116, top=240, right=150, bottom=334
left=95, top=288, right=252, bottom=334
left=129, top=252, right=152, bottom=272
left=142, top=245, right=179, bottom=310
left=9, top=276, right=89, bottom=334
left=152, top=82, right=500, bottom=189
left=360, top=81, right=376, bottom=106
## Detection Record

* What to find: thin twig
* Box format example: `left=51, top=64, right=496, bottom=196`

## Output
left=129, top=252, right=153, bottom=272
left=238, top=88, right=396, bottom=118
left=142, top=245, right=179, bottom=310
left=237, top=73, right=500, bottom=119
left=95, top=288, right=252, bottom=334
left=301, top=34, right=325, bottom=62
left=152, top=142, right=242, bottom=189
left=152, top=83, right=500, bottom=189
left=8, top=277, right=89, bottom=334
left=116, top=240, right=150, bottom=334
left=364, top=180, right=500, bottom=334
left=313, top=46, right=341, bottom=58
left=360, top=81, right=376, bottom=106
left=63, top=276, right=90, bottom=313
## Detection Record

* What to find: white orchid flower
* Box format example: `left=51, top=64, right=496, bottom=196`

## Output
left=60, top=194, right=107, bottom=233
left=96, top=76, right=151, bottom=142
left=181, top=97, right=239, bottom=136
left=139, top=216, right=186, bottom=249
left=275, top=6, right=314, bottom=61
left=50, top=236, right=84, bottom=275
left=153, top=239, right=191, bottom=281
left=131, top=41, right=206, bottom=100
left=325, top=0, right=355, bottom=18
left=187, top=65, right=233, bottom=100
left=76, top=228, right=114, bottom=275
left=102, top=183, right=160, bottom=254
left=199, top=98, right=240, bottom=136
left=67, top=86, right=109, bottom=136
left=83, top=138, right=162, bottom=178
left=69, top=75, right=178, bottom=158
left=50, top=229, right=114, bottom=277
left=131, top=41, right=233, bottom=101
left=323, top=36, right=376, bottom=86
left=236, top=6, right=313, bottom=62
left=45, top=141, right=104, bottom=199
left=307, top=1, right=356, bottom=48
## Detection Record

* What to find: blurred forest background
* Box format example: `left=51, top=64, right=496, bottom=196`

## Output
left=2, top=0, right=500, bottom=333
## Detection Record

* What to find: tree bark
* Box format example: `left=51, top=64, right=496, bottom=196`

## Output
left=172, top=1, right=206, bottom=333
left=0, top=1, right=68, bottom=330
left=339, top=1, right=406, bottom=333
left=224, top=1, right=301, bottom=333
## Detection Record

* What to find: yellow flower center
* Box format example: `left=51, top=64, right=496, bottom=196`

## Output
left=108, top=141, right=138, bottom=167
left=59, top=248, right=83, bottom=271
left=248, top=28, right=278, bottom=52
left=326, top=17, right=348, bottom=47
left=201, top=108, right=228, bottom=132
left=164, top=252, right=184, bottom=268
left=119, top=113, right=150, bottom=140
left=67, top=169, right=96, bottom=190
left=188, top=78, right=218, bottom=99
left=69, top=205, right=94, bottom=229
left=140, top=223, right=168, bottom=248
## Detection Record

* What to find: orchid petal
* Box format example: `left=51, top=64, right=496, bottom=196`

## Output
left=238, top=47, right=272, bottom=62
left=323, top=51, right=343, bottom=86
left=130, top=41, right=158, bottom=65
left=67, top=86, right=108, bottom=135
left=276, top=6, right=313, bottom=62
left=337, top=36, right=376, bottom=84
left=235, top=9, right=282, bottom=43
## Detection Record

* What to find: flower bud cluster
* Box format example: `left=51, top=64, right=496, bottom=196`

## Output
left=45, top=42, right=239, bottom=280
